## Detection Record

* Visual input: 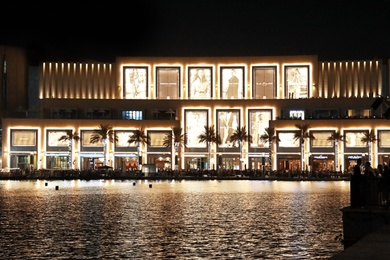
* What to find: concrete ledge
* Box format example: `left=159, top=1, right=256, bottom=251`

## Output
left=330, top=224, right=390, bottom=259
left=340, top=206, right=390, bottom=248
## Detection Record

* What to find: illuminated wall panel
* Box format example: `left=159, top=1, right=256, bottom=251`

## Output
left=318, top=60, right=382, bottom=99
left=39, top=62, right=116, bottom=99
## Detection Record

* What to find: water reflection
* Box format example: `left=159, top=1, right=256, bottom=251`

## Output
left=0, top=180, right=349, bottom=259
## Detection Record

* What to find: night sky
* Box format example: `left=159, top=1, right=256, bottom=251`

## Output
left=1, top=0, right=390, bottom=63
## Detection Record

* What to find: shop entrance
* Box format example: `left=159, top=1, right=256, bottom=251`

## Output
left=46, top=155, right=69, bottom=169
left=81, top=157, right=104, bottom=170
left=10, top=154, right=36, bottom=170
left=185, top=157, right=207, bottom=170
left=220, top=156, right=240, bottom=170
left=278, top=158, right=301, bottom=171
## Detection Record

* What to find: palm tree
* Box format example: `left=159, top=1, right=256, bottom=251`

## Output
left=229, top=126, right=252, bottom=171
left=163, top=127, right=187, bottom=170
left=259, top=127, right=280, bottom=172
left=361, top=130, right=378, bottom=164
left=198, top=125, right=221, bottom=170
left=128, top=128, right=150, bottom=169
left=327, top=131, right=344, bottom=172
left=293, top=123, right=315, bottom=172
left=58, top=130, right=80, bottom=169
left=90, top=124, right=117, bottom=167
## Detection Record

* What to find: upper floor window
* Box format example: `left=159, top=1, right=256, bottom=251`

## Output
left=348, top=109, right=370, bottom=118
left=123, top=67, right=148, bottom=99
left=252, top=66, right=276, bottom=99
left=121, top=110, right=143, bottom=120
left=289, top=110, right=305, bottom=120
left=285, top=66, right=309, bottom=99
left=156, top=67, right=180, bottom=99
left=314, top=109, right=339, bottom=119
left=220, top=67, right=244, bottom=99
left=188, top=67, right=213, bottom=99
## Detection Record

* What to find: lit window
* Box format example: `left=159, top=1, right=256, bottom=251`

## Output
left=289, top=110, right=305, bottom=120
left=121, top=110, right=143, bottom=120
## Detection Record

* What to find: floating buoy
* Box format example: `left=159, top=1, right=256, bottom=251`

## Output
left=149, top=184, right=152, bottom=188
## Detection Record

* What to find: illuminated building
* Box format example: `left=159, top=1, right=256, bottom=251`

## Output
left=1, top=46, right=389, bottom=174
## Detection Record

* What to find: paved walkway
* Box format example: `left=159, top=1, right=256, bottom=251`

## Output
left=330, top=224, right=390, bottom=259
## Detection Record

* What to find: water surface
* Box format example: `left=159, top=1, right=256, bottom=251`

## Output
left=0, top=180, right=350, bottom=259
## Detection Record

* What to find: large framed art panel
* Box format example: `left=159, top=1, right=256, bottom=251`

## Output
left=344, top=131, right=367, bottom=148
left=123, top=66, right=148, bottom=99
left=379, top=130, right=390, bottom=147
left=81, top=130, right=103, bottom=147
left=47, top=130, right=69, bottom=147
left=252, top=66, right=276, bottom=99
left=156, top=67, right=180, bottom=99
left=115, top=131, right=137, bottom=148
left=185, top=110, right=208, bottom=148
left=278, top=132, right=300, bottom=148
left=248, top=109, right=272, bottom=148
left=217, top=109, right=240, bottom=147
left=11, top=130, right=37, bottom=146
left=148, top=131, right=170, bottom=147
left=285, top=65, right=309, bottom=99
left=188, top=67, right=212, bottom=99
left=311, top=132, right=333, bottom=147
left=220, top=67, right=244, bottom=99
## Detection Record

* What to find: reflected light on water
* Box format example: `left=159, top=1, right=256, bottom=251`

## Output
left=0, top=180, right=350, bottom=259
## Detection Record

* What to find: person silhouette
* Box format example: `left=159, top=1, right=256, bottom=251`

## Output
left=351, top=158, right=362, bottom=208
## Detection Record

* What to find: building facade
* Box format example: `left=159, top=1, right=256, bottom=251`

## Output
left=1, top=48, right=389, bottom=174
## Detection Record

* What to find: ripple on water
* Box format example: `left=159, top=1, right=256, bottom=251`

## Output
left=0, top=180, right=349, bottom=259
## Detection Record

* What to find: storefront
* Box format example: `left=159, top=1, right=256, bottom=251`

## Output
left=114, top=154, right=138, bottom=171
left=248, top=155, right=269, bottom=171
left=148, top=154, right=172, bottom=171
left=45, top=153, right=70, bottom=169
left=9, top=152, right=37, bottom=171
left=378, top=154, right=390, bottom=167
left=277, top=154, right=301, bottom=172
left=79, top=153, right=104, bottom=170
left=344, top=154, right=365, bottom=173
left=309, top=154, right=335, bottom=172
left=184, top=156, right=207, bottom=170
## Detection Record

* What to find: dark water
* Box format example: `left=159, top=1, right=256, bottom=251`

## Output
left=0, top=180, right=350, bottom=259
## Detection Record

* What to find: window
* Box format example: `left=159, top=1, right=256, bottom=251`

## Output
left=285, top=66, right=309, bottom=99
left=156, top=67, right=180, bottom=99
left=314, top=109, right=339, bottom=119
left=379, top=131, right=390, bottom=147
left=148, top=131, right=170, bottom=147
left=289, top=110, right=305, bottom=120
left=188, top=67, right=213, bottom=99
left=220, top=67, right=244, bottom=99
left=185, top=110, right=208, bottom=148
left=123, top=67, right=148, bottom=99
left=252, top=66, right=276, bottom=99
left=347, top=109, right=370, bottom=118
left=248, top=109, right=272, bottom=148
left=311, top=132, right=333, bottom=147
left=345, top=131, right=367, bottom=148
left=278, top=132, right=300, bottom=148
left=217, top=109, right=240, bottom=147
left=121, top=110, right=143, bottom=120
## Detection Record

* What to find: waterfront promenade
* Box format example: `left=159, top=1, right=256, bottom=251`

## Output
left=0, top=168, right=350, bottom=181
